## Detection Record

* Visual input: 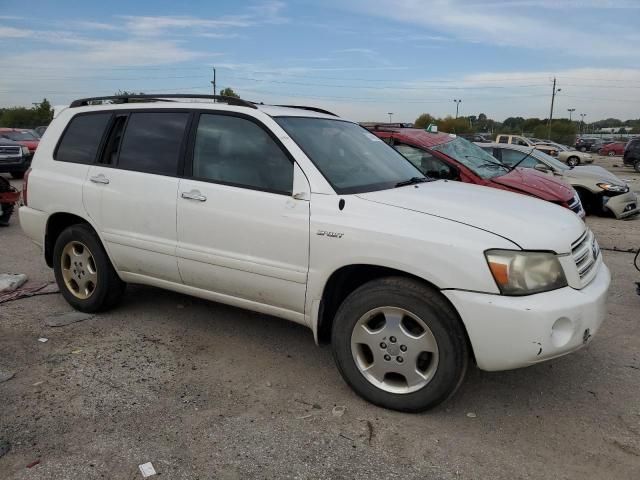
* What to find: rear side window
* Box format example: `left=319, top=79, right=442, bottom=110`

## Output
left=117, top=112, right=189, bottom=176
left=498, top=136, right=508, bottom=144
left=55, top=113, right=111, bottom=164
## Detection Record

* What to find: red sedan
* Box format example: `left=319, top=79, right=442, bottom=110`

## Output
left=369, top=127, right=585, bottom=217
left=599, top=142, right=626, bottom=156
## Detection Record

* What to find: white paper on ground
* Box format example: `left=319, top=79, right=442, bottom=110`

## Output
left=139, top=462, right=157, bottom=477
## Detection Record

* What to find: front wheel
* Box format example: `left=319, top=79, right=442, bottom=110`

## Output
left=53, top=224, right=125, bottom=312
left=567, top=156, right=580, bottom=167
left=331, top=277, right=469, bottom=412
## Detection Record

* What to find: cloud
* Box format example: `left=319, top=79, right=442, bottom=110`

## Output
left=0, top=25, right=32, bottom=38
left=344, top=0, right=639, bottom=58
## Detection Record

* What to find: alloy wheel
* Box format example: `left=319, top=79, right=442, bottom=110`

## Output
left=61, top=241, right=98, bottom=299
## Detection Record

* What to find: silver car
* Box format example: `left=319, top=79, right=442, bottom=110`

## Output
left=478, top=143, right=639, bottom=219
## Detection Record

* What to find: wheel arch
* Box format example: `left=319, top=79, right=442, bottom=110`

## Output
left=315, top=264, right=474, bottom=361
left=45, top=212, right=103, bottom=267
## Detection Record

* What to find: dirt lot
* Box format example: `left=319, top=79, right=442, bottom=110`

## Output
left=1, top=156, right=639, bottom=479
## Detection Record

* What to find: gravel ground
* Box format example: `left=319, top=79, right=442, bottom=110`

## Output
left=1, top=156, right=639, bottom=479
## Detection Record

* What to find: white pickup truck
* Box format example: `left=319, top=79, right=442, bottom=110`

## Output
left=19, top=95, right=610, bottom=411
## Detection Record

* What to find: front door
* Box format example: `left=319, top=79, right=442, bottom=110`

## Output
left=176, top=112, right=310, bottom=316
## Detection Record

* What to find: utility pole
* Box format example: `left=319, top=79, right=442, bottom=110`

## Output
left=580, top=113, right=586, bottom=135
left=388, top=112, right=393, bottom=124
left=567, top=108, right=575, bottom=122
left=453, top=99, right=462, bottom=119
left=547, top=78, right=561, bottom=140
left=211, top=66, right=216, bottom=102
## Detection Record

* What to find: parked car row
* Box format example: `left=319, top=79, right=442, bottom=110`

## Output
left=16, top=94, right=615, bottom=412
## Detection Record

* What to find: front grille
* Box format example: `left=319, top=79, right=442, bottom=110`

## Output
left=572, top=230, right=599, bottom=280
left=0, top=146, right=21, bottom=156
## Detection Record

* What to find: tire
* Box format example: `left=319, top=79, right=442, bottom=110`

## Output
left=608, top=151, right=615, bottom=156
left=53, top=224, right=125, bottom=312
left=567, top=156, right=580, bottom=167
left=635, top=160, right=640, bottom=173
left=331, top=277, right=469, bottom=412
left=10, top=171, right=25, bottom=179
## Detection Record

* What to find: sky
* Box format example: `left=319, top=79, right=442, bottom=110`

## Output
left=1, top=0, right=639, bottom=123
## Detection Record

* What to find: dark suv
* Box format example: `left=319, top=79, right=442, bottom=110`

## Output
left=0, top=138, right=33, bottom=179
left=623, top=138, right=640, bottom=172
left=575, top=138, right=599, bottom=152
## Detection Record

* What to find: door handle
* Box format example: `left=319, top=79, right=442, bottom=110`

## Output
left=90, top=174, right=109, bottom=184
left=181, top=190, right=207, bottom=202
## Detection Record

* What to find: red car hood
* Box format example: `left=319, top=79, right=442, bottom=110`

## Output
left=490, top=168, right=573, bottom=202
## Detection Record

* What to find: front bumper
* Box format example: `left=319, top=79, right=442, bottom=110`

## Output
left=603, top=191, right=639, bottom=219
left=0, top=157, right=30, bottom=173
left=443, top=263, right=610, bottom=371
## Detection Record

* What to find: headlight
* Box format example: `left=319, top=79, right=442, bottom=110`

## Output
left=21, top=146, right=30, bottom=156
left=597, top=182, right=628, bottom=193
left=485, top=250, right=567, bottom=295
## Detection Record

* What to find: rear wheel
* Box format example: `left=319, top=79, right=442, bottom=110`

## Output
left=567, top=156, right=580, bottom=167
left=331, top=277, right=469, bottom=412
left=53, top=224, right=125, bottom=312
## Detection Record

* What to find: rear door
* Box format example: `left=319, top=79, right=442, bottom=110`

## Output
left=176, top=112, right=310, bottom=315
left=83, top=110, right=191, bottom=283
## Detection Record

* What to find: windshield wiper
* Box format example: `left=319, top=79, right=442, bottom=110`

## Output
left=464, top=155, right=511, bottom=171
left=510, top=147, right=536, bottom=170
left=395, top=176, right=430, bottom=188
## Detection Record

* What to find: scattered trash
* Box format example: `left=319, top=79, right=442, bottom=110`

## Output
left=332, top=406, right=346, bottom=417
left=26, top=459, right=40, bottom=468
left=45, top=311, right=94, bottom=327
left=0, top=282, right=59, bottom=304
left=466, top=412, right=477, bottom=418
left=139, top=462, right=157, bottom=477
left=0, top=273, right=27, bottom=293
left=71, top=349, right=83, bottom=355
left=32, top=381, right=43, bottom=386
left=0, top=369, right=15, bottom=383
left=0, top=439, right=10, bottom=459
left=266, top=381, right=272, bottom=387
left=38, top=338, right=48, bottom=343
left=296, top=414, right=312, bottom=420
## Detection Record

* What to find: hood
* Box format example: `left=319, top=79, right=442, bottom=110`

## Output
left=564, top=165, right=626, bottom=186
left=357, top=180, right=585, bottom=253
left=490, top=168, right=573, bottom=202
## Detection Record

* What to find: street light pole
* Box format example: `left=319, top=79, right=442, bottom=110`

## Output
left=580, top=113, right=586, bottom=135
left=453, top=99, right=462, bottom=119
left=567, top=108, right=575, bottom=122
left=547, top=78, right=561, bottom=140
left=387, top=112, right=393, bottom=124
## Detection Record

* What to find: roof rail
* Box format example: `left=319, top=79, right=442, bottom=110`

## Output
left=273, top=105, right=338, bottom=117
left=69, top=94, right=257, bottom=109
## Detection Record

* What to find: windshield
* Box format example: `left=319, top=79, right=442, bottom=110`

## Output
left=275, top=117, right=425, bottom=194
left=1, top=131, right=38, bottom=141
left=430, top=136, right=508, bottom=179
left=532, top=149, right=570, bottom=171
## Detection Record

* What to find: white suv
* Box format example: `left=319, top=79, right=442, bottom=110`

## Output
left=20, top=94, right=610, bottom=412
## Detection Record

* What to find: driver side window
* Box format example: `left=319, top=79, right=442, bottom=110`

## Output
left=395, top=143, right=458, bottom=180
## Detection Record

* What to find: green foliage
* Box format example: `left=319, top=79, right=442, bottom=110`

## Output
left=532, top=120, right=577, bottom=145
left=0, top=98, right=53, bottom=128
left=414, top=113, right=436, bottom=129
left=219, top=87, right=240, bottom=98
left=437, top=116, right=473, bottom=134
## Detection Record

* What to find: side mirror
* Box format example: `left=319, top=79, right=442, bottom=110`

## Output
left=534, top=164, right=551, bottom=173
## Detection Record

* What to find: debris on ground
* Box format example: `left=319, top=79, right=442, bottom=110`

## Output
left=332, top=406, right=346, bottom=417
left=0, top=369, right=15, bottom=383
left=71, top=349, right=83, bottom=354
left=139, top=462, right=157, bottom=477
left=0, top=439, right=10, bottom=459
left=37, top=338, right=48, bottom=343
left=0, top=273, right=27, bottom=293
left=26, top=459, right=40, bottom=468
left=45, top=311, right=94, bottom=327
left=0, top=282, right=59, bottom=304
left=466, top=412, right=477, bottom=418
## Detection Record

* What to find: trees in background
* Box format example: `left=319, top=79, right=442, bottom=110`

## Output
left=0, top=99, right=53, bottom=128
left=219, top=87, right=240, bottom=98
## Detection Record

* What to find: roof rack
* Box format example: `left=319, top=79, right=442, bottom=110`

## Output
left=69, top=94, right=257, bottom=109
left=273, top=105, right=338, bottom=117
